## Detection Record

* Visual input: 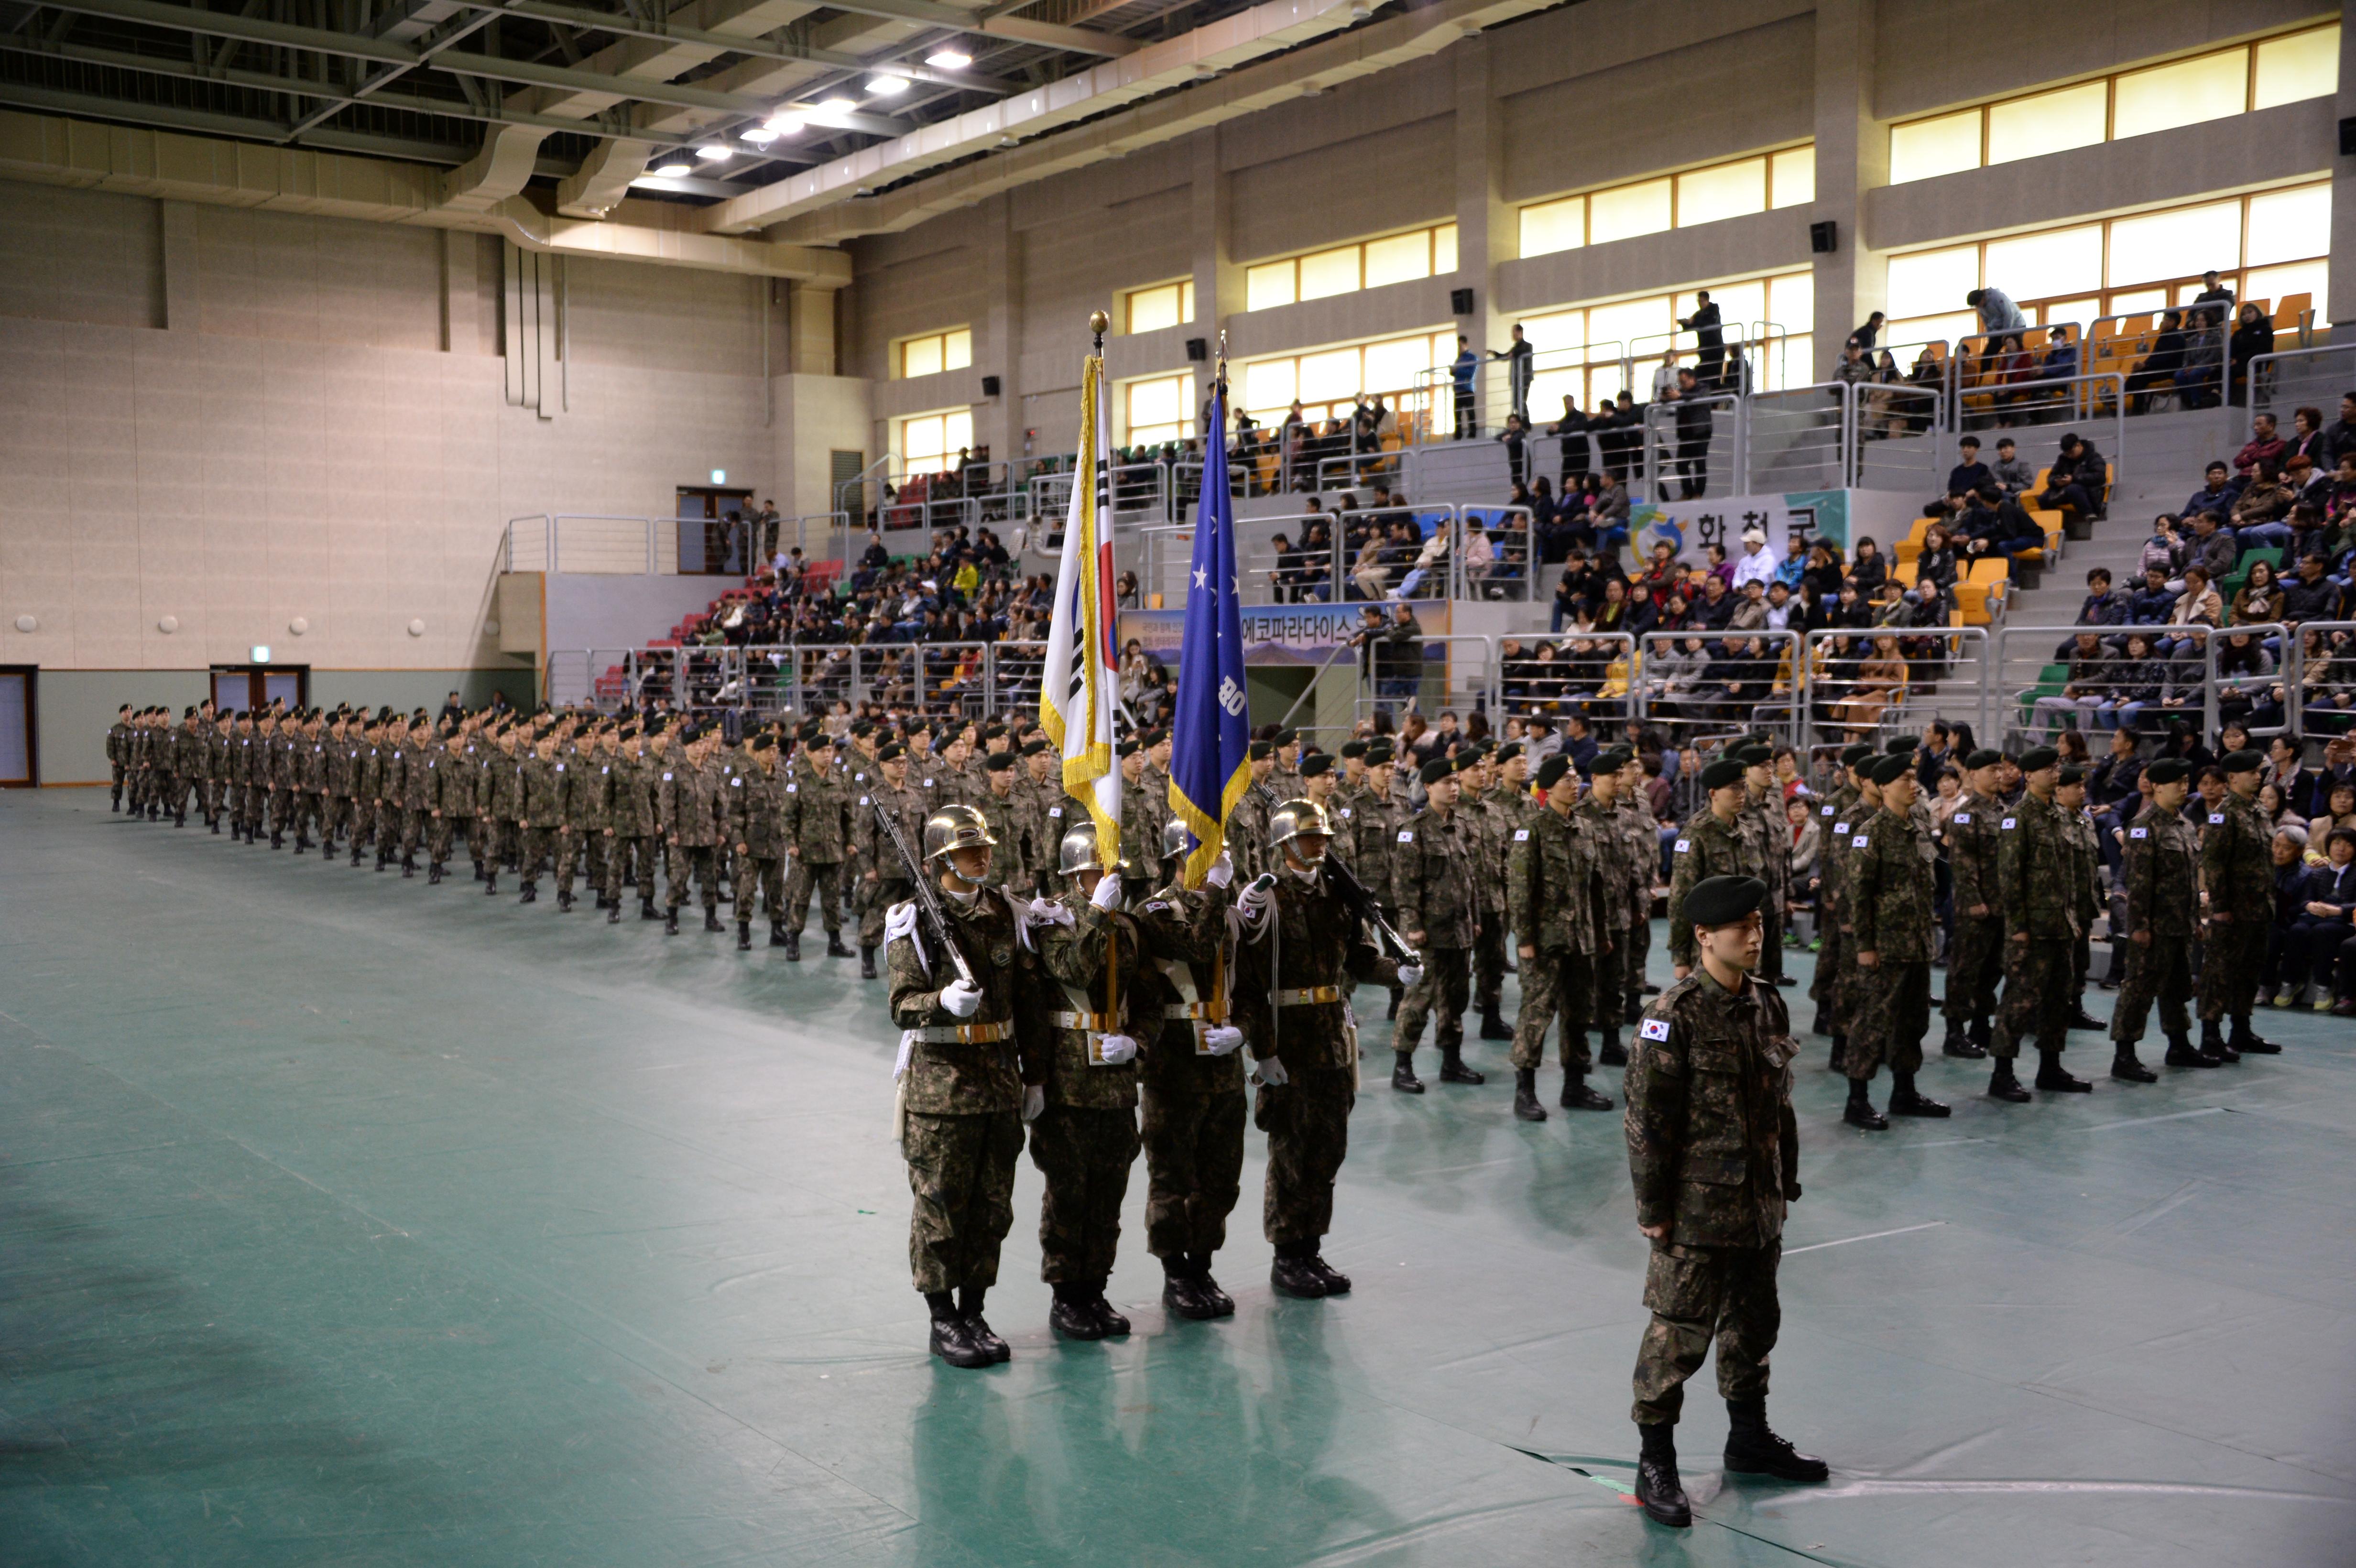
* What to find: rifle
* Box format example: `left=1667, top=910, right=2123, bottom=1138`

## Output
left=872, top=800, right=977, bottom=990
left=1319, top=849, right=1419, bottom=967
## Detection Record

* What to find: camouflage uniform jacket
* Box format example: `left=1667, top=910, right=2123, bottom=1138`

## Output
left=443, top=746, right=480, bottom=819
left=1943, top=789, right=2003, bottom=914
left=175, top=723, right=206, bottom=778
left=1338, top=786, right=1411, bottom=911
left=324, top=738, right=352, bottom=797
left=517, top=756, right=565, bottom=830
left=1997, top=792, right=2080, bottom=940
left=784, top=767, right=853, bottom=862
left=978, top=786, right=1025, bottom=888
left=886, top=884, right=1050, bottom=1116
left=1847, top=806, right=1937, bottom=962
left=1625, top=970, right=1800, bottom=1249
left=1036, top=894, right=1152, bottom=1110
left=1232, top=865, right=1401, bottom=1075
left=403, top=740, right=438, bottom=809
left=1616, top=791, right=1660, bottom=919
left=356, top=744, right=384, bottom=807
left=2122, top=799, right=2200, bottom=938
left=106, top=722, right=132, bottom=769
left=1508, top=804, right=1610, bottom=955
left=273, top=731, right=301, bottom=790
left=611, top=753, right=655, bottom=836
left=379, top=743, right=408, bottom=808
left=2062, top=805, right=2100, bottom=931
left=1811, top=784, right=1860, bottom=917
left=207, top=726, right=233, bottom=781
left=1394, top=804, right=1482, bottom=948
left=1131, top=881, right=1244, bottom=1096
left=728, top=766, right=787, bottom=858
left=660, top=758, right=723, bottom=847
left=1665, top=810, right=1765, bottom=967
left=856, top=775, right=931, bottom=882
left=1743, top=790, right=1789, bottom=903
left=2200, top=791, right=2272, bottom=923
left=1227, top=783, right=1274, bottom=882
left=1576, top=795, right=1633, bottom=935
left=565, top=753, right=615, bottom=833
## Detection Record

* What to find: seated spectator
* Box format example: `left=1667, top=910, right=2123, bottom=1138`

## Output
left=2035, top=632, right=2123, bottom=735
left=2326, top=452, right=2356, bottom=527
left=2231, top=461, right=2297, bottom=550
left=1989, top=436, right=2036, bottom=498
left=1915, top=522, right=1960, bottom=607
left=2035, top=432, right=2109, bottom=519
left=1849, top=536, right=1889, bottom=598
left=2126, top=312, right=2188, bottom=413
left=1731, top=528, right=1778, bottom=591
left=2235, top=412, right=2289, bottom=479
left=2284, top=552, right=2346, bottom=623
left=1774, top=533, right=1810, bottom=588
left=1693, top=572, right=1737, bottom=630
left=2186, top=511, right=2239, bottom=585
left=2184, top=461, right=2238, bottom=521
left=2232, top=559, right=2284, bottom=628
left=1944, top=436, right=1992, bottom=499
left=2138, top=513, right=2189, bottom=584
left=1832, top=632, right=1907, bottom=739
left=2284, top=828, right=2356, bottom=1012
left=2036, top=327, right=2079, bottom=392
left=2178, top=306, right=2227, bottom=409
left=2214, top=631, right=2281, bottom=729
left=1728, top=577, right=1770, bottom=631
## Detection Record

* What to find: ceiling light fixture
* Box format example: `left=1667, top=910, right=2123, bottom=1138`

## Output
left=652, top=162, right=691, bottom=178
left=818, top=96, right=857, bottom=118
left=741, top=127, right=778, bottom=145
left=867, top=74, right=908, bottom=95
left=765, top=112, right=807, bottom=135
left=925, top=48, right=971, bottom=69
left=696, top=144, right=731, bottom=161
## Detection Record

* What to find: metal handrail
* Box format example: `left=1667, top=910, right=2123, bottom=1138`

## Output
left=1800, top=624, right=1987, bottom=755
left=2290, top=621, right=2356, bottom=748
left=1492, top=630, right=1638, bottom=728
left=2239, top=342, right=2356, bottom=455
left=2205, top=621, right=2291, bottom=745
left=1633, top=628, right=1804, bottom=747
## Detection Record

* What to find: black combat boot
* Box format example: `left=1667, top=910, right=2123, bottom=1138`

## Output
left=1634, top=1423, right=1691, bottom=1528
left=1050, top=1282, right=1110, bottom=1339
left=1722, top=1397, right=1829, bottom=1482
left=2034, top=1048, right=2091, bottom=1093
left=606, top=900, right=620, bottom=925
left=2163, top=1030, right=2214, bottom=1067
left=1987, top=1058, right=2032, bottom=1102
left=2066, top=1000, right=2105, bottom=1030
left=2228, top=1016, right=2281, bottom=1055
left=1192, top=1252, right=1235, bottom=1317
left=1598, top=1030, right=1627, bottom=1067
left=703, top=909, right=724, bottom=933
left=1888, top=1069, right=1949, bottom=1117
left=518, top=882, right=537, bottom=904
left=1560, top=1072, right=1613, bottom=1111
left=1969, top=1017, right=1993, bottom=1055
left=1479, top=1007, right=1513, bottom=1042
left=1942, top=1024, right=1987, bottom=1059
left=403, top=860, right=415, bottom=879
left=2200, top=1019, right=2238, bottom=1064
left=2110, top=1045, right=2157, bottom=1082
left=769, top=921, right=788, bottom=948
left=1269, top=1240, right=1328, bottom=1299
left=1843, top=1077, right=1889, bottom=1130
left=826, top=932, right=853, bottom=958
left=1512, top=1067, right=1548, bottom=1122
left=271, top=829, right=284, bottom=849
left=859, top=944, right=877, bottom=979
left=210, top=818, right=221, bottom=836
left=1088, top=1285, right=1132, bottom=1337
left=1808, top=1012, right=1827, bottom=1037
left=1391, top=1051, right=1424, bottom=1094
left=482, top=868, right=498, bottom=894
left=1437, top=1044, right=1484, bottom=1084
left=1385, top=987, right=1401, bottom=1021
left=736, top=919, right=752, bottom=951
left=784, top=930, right=801, bottom=961
left=1305, top=1253, right=1351, bottom=1295
left=640, top=896, right=657, bottom=921
left=958, top=1286, right=1010, bottom=1362
left=428, top=863, right=442, bottom=886
left=1828, top=1034, right=1847, bottom=1072
left=175, top=813, right=186, bottom=828
left=927, top=1293, right=991, bottom=1370
left=664, top=907, right=680, bottom=935
left=289, top=835, right=303, bottom=855
left=350, top=844, right=363, bottom=866
left=1625, top=991, right=1644, bottom=1026
left=1162, top=1256, right=1217, bottom=1321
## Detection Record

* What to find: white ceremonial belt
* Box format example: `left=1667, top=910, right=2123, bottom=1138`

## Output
left=1049, top=1010, right=1119, bottom=1032
left=909, top=1021, right=1013, bottom=1044
left=1164, top=1000, right=1230, bottom=1021
left=1275, top=985, right=1344, bottom=1006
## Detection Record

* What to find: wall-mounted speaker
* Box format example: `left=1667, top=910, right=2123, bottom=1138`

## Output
left=980, top=375, right=1002, bottom=397
left=1185, top=338, right=1208, bottom=362
left=1450, top=286, right=1475, bottom=315
left=2341, top=116, right=2356, bottom=156
left=1810, top=220, right=1838, bottom=254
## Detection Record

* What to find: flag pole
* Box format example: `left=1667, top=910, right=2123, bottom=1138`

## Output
left=1089, top=308, right=1120, bottom=1042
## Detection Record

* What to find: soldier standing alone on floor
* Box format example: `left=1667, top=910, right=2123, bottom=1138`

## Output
left=1624, top=873, right=1827, bottom=1530
left=1506, top=754, right=1617, bottom=1121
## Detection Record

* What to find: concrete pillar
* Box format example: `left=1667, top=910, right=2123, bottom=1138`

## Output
left=786, top=282, right=838, bottom=376
left=1810, top=0, right=1886, bottom=383
left=982, top=194, right=1021, bottom=469
left=441, top=229, right=479, bottom=353
left=1193, top=128, right=1242, bottom=357
left=2330, top=3, right=2356, bottom=329
left=159, top=200, right=198, bottom=332
left=1451, top=38, right=1510, bottom=426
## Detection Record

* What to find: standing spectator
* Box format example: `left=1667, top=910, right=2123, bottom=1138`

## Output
left=1671, top=368, right=1714, bottom=497
left=1451, top=337, right=1478, bottom=438
left=2320, top=391, right=2356, bottom=468
left=1680, top=290, right=1725, bottom=388
left=1850, top=311, right=1886, bottom=350
left=2229, top=303, right=2276, bottom=406
left=1967, top=286, right=2025, bottom=334
left=1497, top=412, right=1528, bottom=489
left=1551, top=394, right=1591, bottom=488
left=1490, top=324, right=1533, bottom=425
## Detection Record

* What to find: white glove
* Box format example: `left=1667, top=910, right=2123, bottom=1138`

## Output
left=1095, top=1033, right=1138, bottom=1065
left=1090, top=873, right=1123, bottom=912
left=1253, top=1056, right=1289, bottom=1087
left=1022, top=1084, right=1046, bottom=1122
left=1202, top=1025, right=1244, bottom=1056
left=1206, top=851, right=1234, bottom=889
left=940, top=978, right=982, bottom=1018
left=1397, top=963, right=1424, bottom=989
left=1026, top=895, right=1075, bottom=927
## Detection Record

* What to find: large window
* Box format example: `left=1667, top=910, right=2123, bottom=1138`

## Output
left=1124, top=279, right=1195, bottom=335
left=1887, top=24, right=2339, bottom=185
left=1244, top=223, right=1459, bottom=313
left=1238, top=329, right=1458, bottom=430
left=1881, top=181, right=2331, bottom=347
left=894, top=326, right=972, bottom=380
left=1513, top=271, right=1817, bottom=410
left=900, top=408, right=973, bottom=475
left=1519, top=147, right=1815, bottom=260
left=1122, top=373, right=1196, bottom=447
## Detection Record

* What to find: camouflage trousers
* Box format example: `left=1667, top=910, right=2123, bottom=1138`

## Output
left=860, top=875, right=914, bottom=949
left=1757, top=903, right=1787, bottom=982
left=109, top=761, right=125, bottom=804
left=785, top=858, right=845, bottom=932
left=2111, top=930, right=2194, bottom=1044
left=1512, top=945, right=1602, bottom=1072
left=739, top=853, right=785, bottom=921
left=1621, top=906, right=1653, bottom=1007
left=271, top=787, right=296, bottom=836
left=1139, top=1078, right=1246, bottom=1261
left=1590, top=927, right=1628, bottom=1035
left=1810, top=917, right=1849, bottom=1032
left=557, top=829, right=606, bottom=898
left=1472, top=919, right=1509, bottom=1015
left=1255, top=1067, right=1354, bottom=1247
left=1395, top=946, right=1471, bottom=1054
left=1994, top=936, right=2072, bottom=1056
left=1028, top=1103, right=1142, bottom=1285
left=666, top=843, right=720, bottom=911
left=1847, top=959, right=1930, bottom=1081
left=518, top=826, right=557, bottom=884
left=1631, top=1241, right=1780, bottom=1426
left=325, top=795, right=353, bottom=845
left=429, top=814, right=467, bottom=867
left=608, top=834, right=655, bottom=901
left=2198, top=917, right=2267, bottom=1023
left=1943, top=914, right=2004, bottom=1025
left=903, top=1109, right=1025, bottom=1295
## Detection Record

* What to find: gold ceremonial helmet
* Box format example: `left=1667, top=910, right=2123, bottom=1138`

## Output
left=1056, top=820, right=1108, bottom=876
left=922, top=803, right=996, bottom=861
left=1268, top=797, right=1332, bottom=852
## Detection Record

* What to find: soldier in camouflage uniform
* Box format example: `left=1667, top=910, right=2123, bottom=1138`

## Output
left=611, top=724, right=660, bottom=918
left=1578, top=749, right=1635, bottom=1065
left=887, top=803, right=1051, bottom=1371
left=1226, top=741, right=1278, bottom=881
left=975, top=751, right=1027, bottom=889
left=1613, top=751, right=1660, bottom=1026
left=1011, top=739, right=1061, bottom=896
left=2107, top=756, right=2201, bottom=1078
left=205, top=710, right=234, bottom=834
left=2199, top=749, right=2282, bottom=1059
left=1667, top=760, right=1766, bottom=979
left=234, top=711, right=262, bottom=841
left=1623, top=873, right=1825, bottom=1531
left=728, top=734, right=789, bottom=948
left=1843, top=754, right=1950, bottom=1127
left=1938, top=750, right=2005, bottom=1058
left=782, top=731, right=854, bottom=957
left=659, top=724, right=726, bottom=934
left=1992, top=746, right=2090, bottom=1099
left=2056, top=765, right=2107, bottom=1030
left=1507, top=753, right=1617, bottom=1120
left=857, top=743, right=931, bottom=977
left=1470, top=745, right=1529, bottom=1041
left=371, top=718, right=407, bottom=871
left=554, top=725, right=612, bottom=912
left=427, top=726, right=472, bottom=885
left=1393, top=757, right=1488, bottom=1093
left=107, top=705, right=132, bottom=811
left=1806, top=746, right=1865, bottom=1037
left=514, top=731, right=564, bottom=903
left=1232, top=797, right=1411, bottom=1299
left=1332, top=742, right=1410, bottom=1021
left=1030, top=820, right=1152, bottom=1340
left=1737, top=744, right=1792, bottom=985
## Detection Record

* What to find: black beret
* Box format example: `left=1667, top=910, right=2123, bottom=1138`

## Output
left=1418, top=758, right=1454, bottom=786
left=1884, top=735, right=1918, bottom=754
left=1118, top=739, right=1142, bottom=758
left=1364, top=740, right=1394, bottom=763
left=2146, top=758, right=2191, bottom=785
left=2058, top=764, right=2088, bottom=786
left=1593, top=748, right=1632, bottom=773
left=750, top=734, right=775, bottom=752
left=806, top=729, right=836, bottom=748
left=981, top=722, right=1006, bottom=739
left=850, top=718, right=874, bottom=735
left=2018, top=746, right=2059, bottom=773
left=1964, top=748, right=2004, bottom=769
left=1339, top=740, right=1367, bottom=759
left=1535, top=755, right=1573, bottom=790
left=2221, top=748, right=2263, bottom=774
left=984, top=751, right=1015, bottom=771
left=1275, top=728, right=1299, bottom=746
left=1021, top=738, right=1050, bottom=755
left=1454, top=751, right=1482, bottom=773
left=1249, top=740, right=1274, bottom=760
left=876, top=741, right=903, bottom=761
left=1701, top=759, right=1747, bottom=792
left=1685, top=874, right=1768, bottom=928
left=1735, top=744, right=1773, bottom=766
left=1870, top=754, right=1914, bottom=786
left=1300, top=753, right=1333, bottom=778
left=1495, top=741, right=1525, bottom=762
left=1841, top=744, right=1876, bottom=768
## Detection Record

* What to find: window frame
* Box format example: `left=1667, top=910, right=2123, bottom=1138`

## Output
left=1122, top=278, right=1196, bottom=336
left=1240, top=222, right=1460, bottom=315
left=892, top=326, right=972, bottom=381
left=1517, top=143, right=1816, bottom=260
left=1119, top=371, right=1198, bottom=448
left=897, top=406, right=975, bottom=476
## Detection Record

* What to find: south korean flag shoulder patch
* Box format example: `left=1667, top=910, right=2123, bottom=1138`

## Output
left=2129, top=827, right=2148, bottom=838
left=1852, top=834, right=1870, bottom=849
left=1672, top=838, right=1691, bottom=853
left=1638, top=1017, right=1672, bottom=1043
left=2000, top=817, right=2016, bottom=829
left=2208, top=812, right=2225, bottom=825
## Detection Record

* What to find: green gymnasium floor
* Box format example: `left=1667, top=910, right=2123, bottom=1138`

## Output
left=2, top=789, right=2352, bottom=1567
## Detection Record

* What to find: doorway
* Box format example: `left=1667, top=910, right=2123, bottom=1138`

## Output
left=676, top=485, right=755, bottom=576
left=212, top=665, right=309, bottom=713
left=0, top=665, right=34, bottom=786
